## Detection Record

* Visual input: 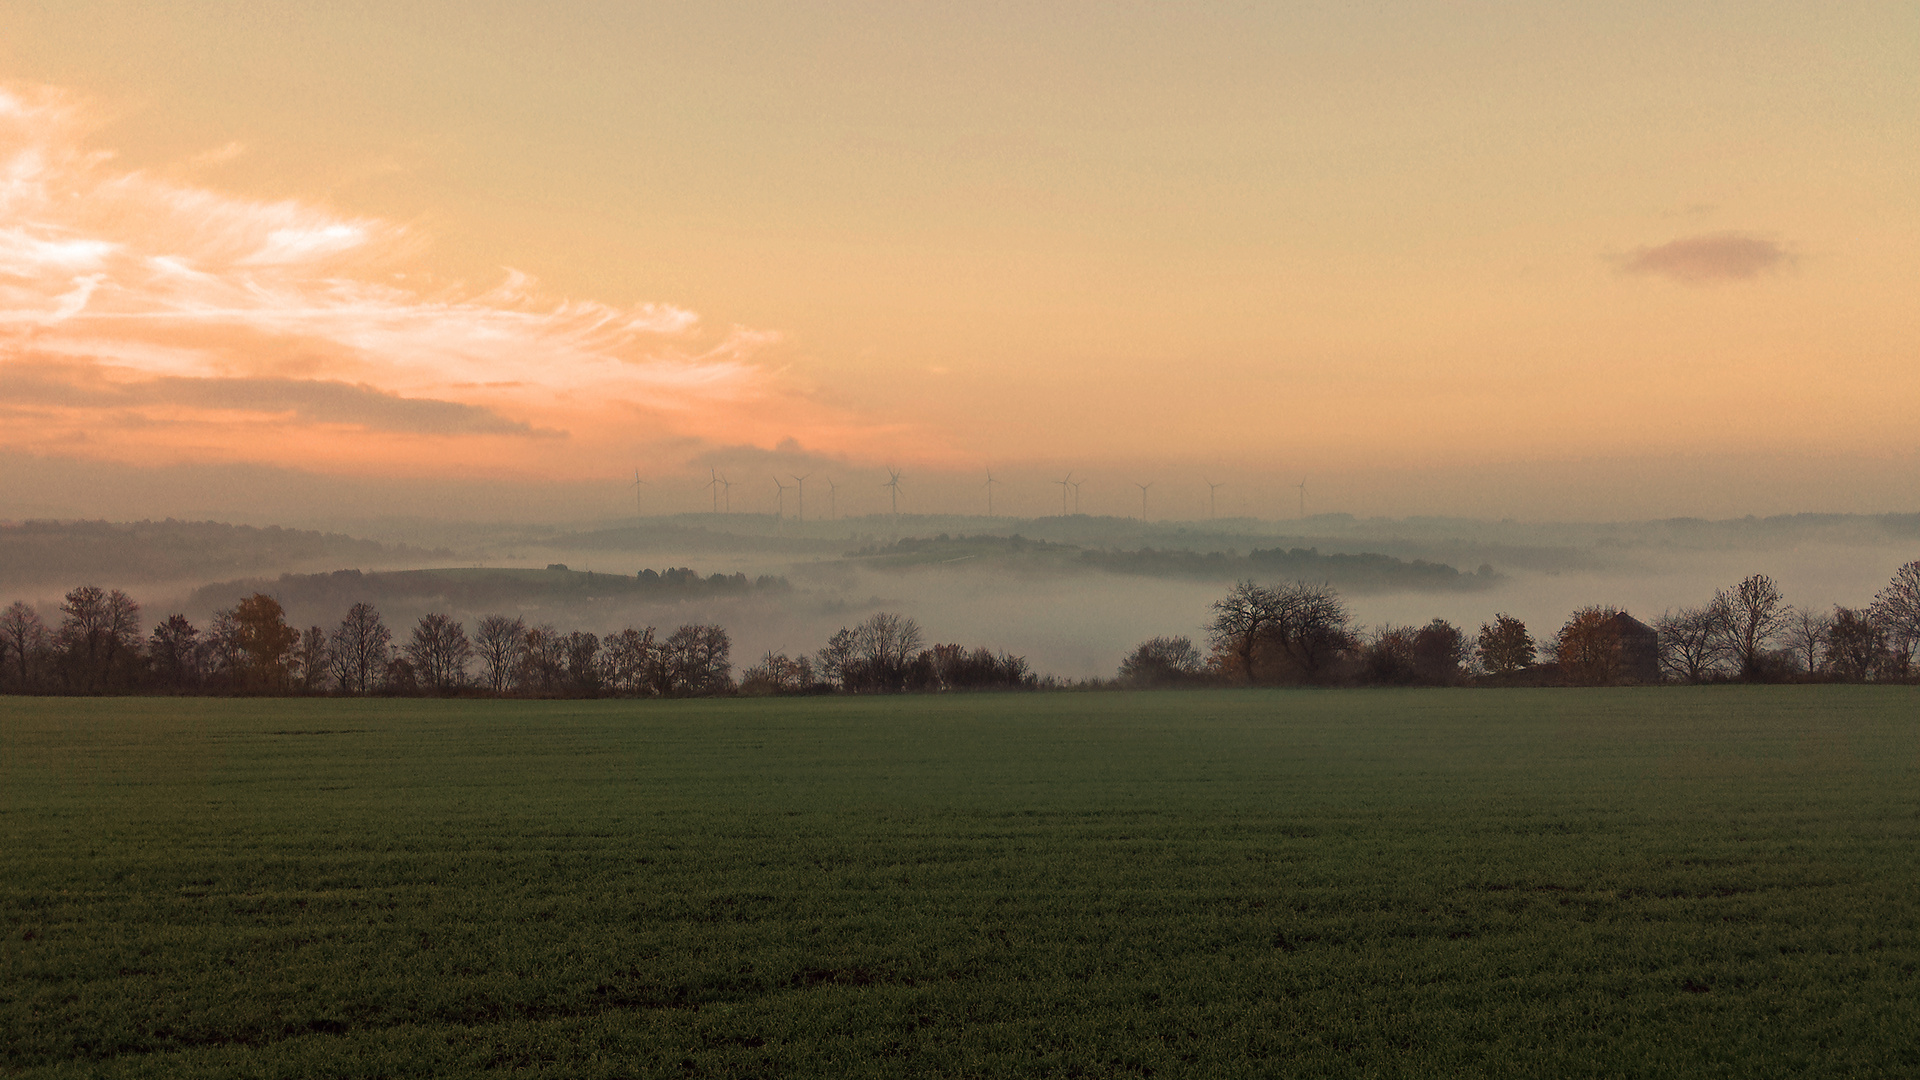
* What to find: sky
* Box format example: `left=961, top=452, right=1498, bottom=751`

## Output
left=2, top=1, right=1917, bottom=522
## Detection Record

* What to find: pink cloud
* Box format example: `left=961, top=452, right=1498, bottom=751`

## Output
left=0, top=82, right=899, bottom=478
left=1619, top=232, right=1792, bottom=283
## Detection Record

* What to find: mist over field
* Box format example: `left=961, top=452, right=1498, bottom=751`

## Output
left=7, top=511, right=1916, bottom=679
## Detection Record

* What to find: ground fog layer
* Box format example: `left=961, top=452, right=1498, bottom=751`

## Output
left=2, top=689, right=1917, bottom=1077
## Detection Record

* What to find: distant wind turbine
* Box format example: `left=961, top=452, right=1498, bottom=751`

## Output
left=1053, top=473, right=1073, bottom=516
left=719, top=473, right=733, bottom=513
left=881, top=467, right=903, bottom=516
left=825, top=477, right=838, bottom=520
left=631, top=468, right=649, bottom=517
left=773, top=475, right=793, bottom=520
left=704, top=469, right=721, bottom=513
left=790, top=473, right=810, bottom=522
left=984, top=470, right=1000, bottom=516
left=1205, top=478, right=1224, bottom=520
left=1134, top=480, right=1153, bottom=521
left=1069, top=478, right=1083, bottom=514
left=1296, top=478, right=1308, bottom=519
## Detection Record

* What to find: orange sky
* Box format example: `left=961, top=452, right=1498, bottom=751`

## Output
left=2, top=3, right=1917, bottom=520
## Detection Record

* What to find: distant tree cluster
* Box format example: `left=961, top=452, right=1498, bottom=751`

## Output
left=742, top=612, right=1035, bottom=696
left=1116, top=561, right=1920, bottom=688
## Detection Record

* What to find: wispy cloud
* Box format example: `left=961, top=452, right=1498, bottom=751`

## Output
left=1618, top=232, right=1792, bottom=283
left=0, top=82, right=894, bottom=478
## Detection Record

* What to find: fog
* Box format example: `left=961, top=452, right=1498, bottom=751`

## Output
left=6, top=510, right=1916, bottom=680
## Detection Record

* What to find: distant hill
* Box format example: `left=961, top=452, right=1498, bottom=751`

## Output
left=0, top=519, right=452, bottom=588
left=190, top=565, right=792, bottom=617
left=846, top=534, right=1496, bottom=592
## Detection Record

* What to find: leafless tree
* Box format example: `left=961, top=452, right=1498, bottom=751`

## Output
left=601, top=627, right=656, bottom=695
left=1781, top=607, right=1831, bottom=676
left=517, top=623, right=566, bottom=693
left=1, top=601, right=48, bottom=690
left=815, top=627, right=859, bottom=690
left=853, top=612, right=925, bottom=692
left=1709, top=574, right=1789, bottom=681
left=56, top=585, right=142, bottom=692
left=1655, top=606, right=1723, bottom=684
left=1474, top=614, right=1534, bottom=675
left=1869, top=560, right=1920, bottom=676
left=329, top=602, right=391, bottom=695
left=1207, top=581, right=1285, bottom=683
left=473, top=615, right=527, bottom=694
left=564, top=631, right=601, bottom=694
left=292, top=627, right=330, bottom=692
left=405, top=613, right=472, bottom=694
left=662, top=624, right=733, bottom=695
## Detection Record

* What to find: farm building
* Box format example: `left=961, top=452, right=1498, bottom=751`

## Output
left=1609, top=611, right=1660, bottom=682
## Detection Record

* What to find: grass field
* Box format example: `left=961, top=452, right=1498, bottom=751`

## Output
left=3, top=689, right=1918, bottom=1078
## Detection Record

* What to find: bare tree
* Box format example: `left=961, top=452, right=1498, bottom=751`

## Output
left=474, top=615, right=528, bottom=694
left=1781, top=607, right=1831, bottom=677
left=329, top=602, right=391, bottom=695
left=1, top=601, right=48, bottom=690
left=1710, top=574, right=1789, bottom=681
left=405, top=613, right=472, bottom=694
left=602, top=627, right=656, bottom=695
left=1869, top=561, right=1920, bottom=676
left=854, top=612, right=925, bottom=692
left=1207, top=581, right=1285, bottom=683
left=662, top=624, right=733, bottom=695
left=1655, top=606, right=1723, bottom=684
left=1475, top=614, right=1534, bottom=675
left=517, top=624, right=566, bottom=693
left=56, top=585, right=141, bottom=692
left=815, top=627, right=859, bottom=691
left=293, top=627, right=330, bottom=692
left=564, top=631, right=601, bottom=695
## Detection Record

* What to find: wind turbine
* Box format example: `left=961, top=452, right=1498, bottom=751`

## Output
left=704, top=469, right=721, bottom=513
left=1052, top=473, right=1073, bottom=516
left=1069, top=477, right=1083, bottom=515
left=719, top=473, right=733, bottom=513
left=1205, top=478, right=1224, bottom=520
left=630, top=468, right=649, bottom=517
left=1296, top=478, right=1308, bottom=519
left=790, top=473, right=810, bottom=522
left=984, top=470, right=1000, bottom=516
left=773, top=475, right=793, bottom=520
left=825, top=477, right=839, bottom=520
left=881, top=468, right=903, bottom=516
left=1134, top=480, right=1153, bottom=521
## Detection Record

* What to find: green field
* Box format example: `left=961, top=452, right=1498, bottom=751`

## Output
left=3, top=690, right=1918, bottom=1078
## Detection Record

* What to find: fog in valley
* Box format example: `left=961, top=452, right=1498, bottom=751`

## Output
left=6, top=510, right=1917, bottom=680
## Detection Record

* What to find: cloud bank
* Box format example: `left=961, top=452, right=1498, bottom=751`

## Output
left=0, top=83, right=886, bottom=479
left=1619, top=232, right=1791, bottom=283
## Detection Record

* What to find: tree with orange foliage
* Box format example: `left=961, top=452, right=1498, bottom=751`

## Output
left=1551, top=606, right=1624, bottom=686
left=230, top=593, right=298, bottom=692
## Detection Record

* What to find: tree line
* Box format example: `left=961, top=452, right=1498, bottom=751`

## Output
left=1115, top=561, right=1920, bottom=688
left=7, top=560, right=1918, bottom=696
left=0, top=590, right=1034, bottom=697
